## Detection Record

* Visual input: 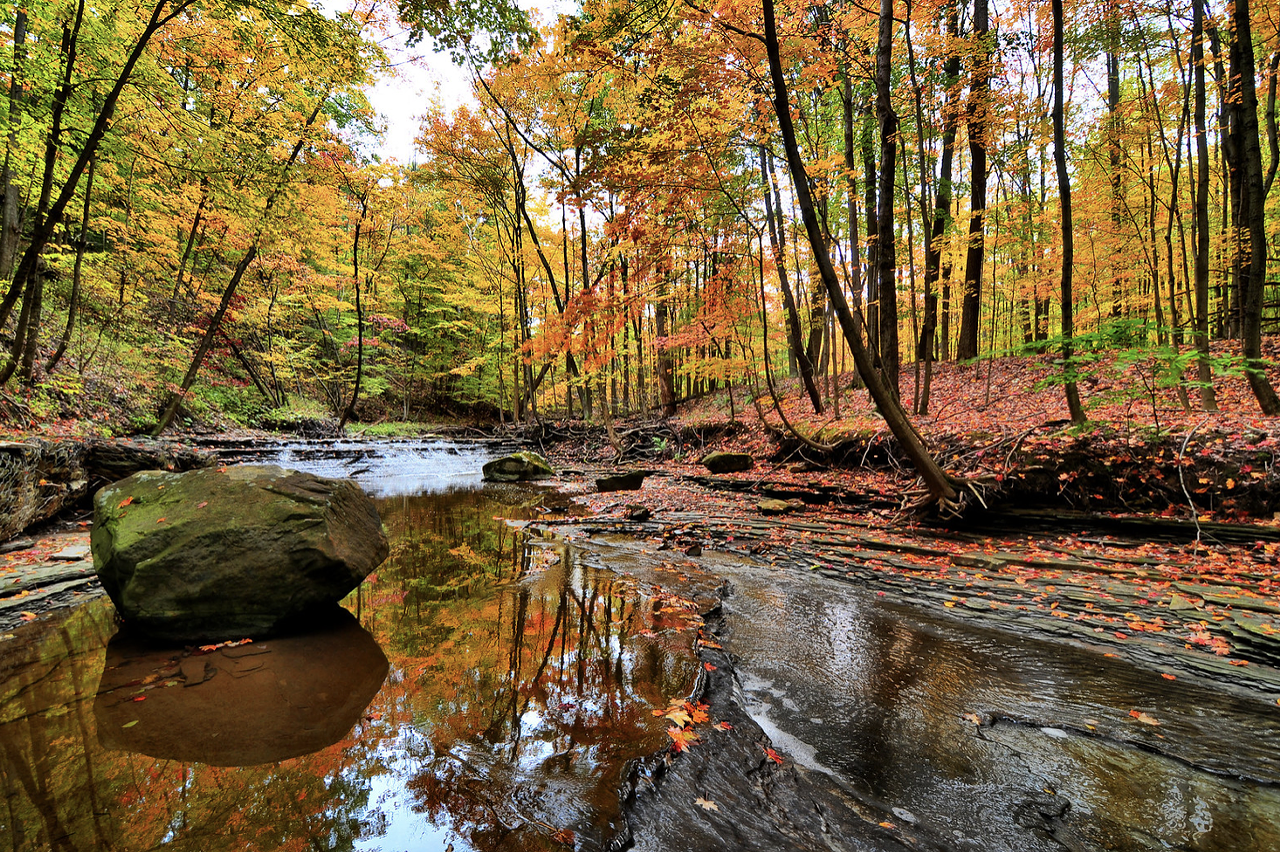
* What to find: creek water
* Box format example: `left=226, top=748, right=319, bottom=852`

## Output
left=2, top=440, right=1278, bottom=851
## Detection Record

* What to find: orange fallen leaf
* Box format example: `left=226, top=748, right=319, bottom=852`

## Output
left=763, top=746, right=784, bottom=765
left=1161, top=673, right=1177, bottom=681
left=667, top=727, right=700, bottom=752
left=117, top=497, right=133, bottom=508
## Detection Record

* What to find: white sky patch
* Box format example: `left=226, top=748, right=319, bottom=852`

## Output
left=361, top=0, right=580, bottom=165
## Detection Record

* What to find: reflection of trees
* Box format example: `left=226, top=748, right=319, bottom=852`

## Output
left=370, top=490, right=701, bottom=850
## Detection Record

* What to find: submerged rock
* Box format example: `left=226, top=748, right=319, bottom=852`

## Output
left=482, top=451, right=554, bottom=482
left=91, top=464, right=388, bottom=642
left=700, top=451, right=754, bottom=474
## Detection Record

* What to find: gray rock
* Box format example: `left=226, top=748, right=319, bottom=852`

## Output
left=482, top=451, right=554, bottom=482
left=700, top=451, right=754, bottom=474
left=626, top=505, right=652, bottom=522
left=596, top=470, right=649, bottom=492
left=91, top=465, right=388, bottom=642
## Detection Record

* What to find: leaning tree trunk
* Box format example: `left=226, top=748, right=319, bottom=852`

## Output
left=762, top=0, right=959, bottom=509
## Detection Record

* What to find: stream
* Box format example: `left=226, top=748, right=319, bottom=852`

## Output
left=1, top=439, right=1278, bottom=851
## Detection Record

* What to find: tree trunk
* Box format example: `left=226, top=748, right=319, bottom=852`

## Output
left=1053, top=0, right=1086, bottom=423
left=762, top=147, right=823, bottom=413
left=875, top=0, right=900, bottom=393
left=957, top=0, right=990, bottom=361
left=1228, top=0, right=1280, bottom=413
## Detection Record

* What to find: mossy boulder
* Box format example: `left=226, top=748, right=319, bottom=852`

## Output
left=91, top=465, right=388, bottom=642
left=482, top=451, right=554, bottom=482
left=700, top=451, right=754, bottom=474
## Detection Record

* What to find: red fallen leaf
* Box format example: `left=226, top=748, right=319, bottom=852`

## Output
left=130, top=696, right=146, bottom=703
left=1161, top=673, right=1177, bottom=681
left=117, top=497, right=134, bottom=508
left=155, top=518, right=166, bottom=524
left=704, top=662, right=717, bottom=671
left=763, top=746, right=784, bottom=765
left=713, top=721, right=733, bottom=731
left=1114, top=631, right=1128, bottom=639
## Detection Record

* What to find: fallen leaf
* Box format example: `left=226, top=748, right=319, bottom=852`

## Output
left=667, top=727, right=700, bottom=752
left=1161, top=673, right=1176, bottom=681
left=1129, top=710, right=1160, bottom=726
left=694, top=797, right=719, bottom=811
left=763, top=746, right=784, bottom=765
left=122, top=720, right=139, bottom=728
left=118, top=497, right=134, bottom=508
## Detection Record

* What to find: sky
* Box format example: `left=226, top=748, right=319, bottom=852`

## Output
left=362, top=0, right=579, bottom=164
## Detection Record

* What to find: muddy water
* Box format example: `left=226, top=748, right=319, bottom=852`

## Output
left=710, top=553, right=1280, bottom=851
left=0, top=482, right=702, bottom=852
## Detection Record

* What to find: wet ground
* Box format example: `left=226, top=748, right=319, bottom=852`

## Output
left=3, top=439, right=1279, bottom=851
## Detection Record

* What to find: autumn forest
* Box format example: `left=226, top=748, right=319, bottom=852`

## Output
left=2, top=0, right=1279, bottom=447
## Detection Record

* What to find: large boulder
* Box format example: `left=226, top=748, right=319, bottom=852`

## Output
left=596, top=470, right=650, bottom=492
left=91, top=465, right=388, bottom=642
left=482, top=451, right=554, bottom=482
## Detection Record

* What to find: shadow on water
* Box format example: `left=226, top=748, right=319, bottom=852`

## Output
left=0, top=475, right=702, bottom=852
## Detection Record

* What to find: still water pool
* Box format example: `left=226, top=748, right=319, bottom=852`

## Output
left=0, top=465, right=702, bottom=851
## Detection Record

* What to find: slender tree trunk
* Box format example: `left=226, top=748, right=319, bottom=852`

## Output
left=875, top=0, right=900, bottom=394
left=45, top=157, right=95, bottom=374
left=762, top=147, right=823, bottom=413
left=762, top=0, right=958, bottom=507
left=1053, top=0, right=1086, bottom=423
left=920, top=2, right=961, bottom=414
left=0, top=10, right=27, bottom=280
left=957, top=0, right=990, bottom=360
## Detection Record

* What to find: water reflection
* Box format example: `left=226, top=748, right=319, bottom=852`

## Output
left=724, top=566, right=1280, bottom=852
left=94, top=606, right=388, bottom=766
left=0, top=483, right=702, bottom=852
